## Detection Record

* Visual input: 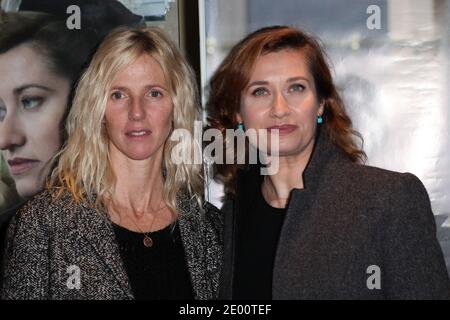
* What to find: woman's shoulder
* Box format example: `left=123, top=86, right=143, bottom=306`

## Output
left=13, top=189, right=79, bottom=226
left=177, top=191, right=222, bottom=220
left=15, top=189, right=54, bottom=220
left=176, top=193, right=223, bottom=250
left=341, top=162, right=426, bottom=192
left=330, top=163, right=432, bottom=213
left=361, top=166, right=431, bottom=208
left=177, top=192, right=223, bottom=234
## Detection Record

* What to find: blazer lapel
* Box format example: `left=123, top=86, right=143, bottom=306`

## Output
left=76, top=202, right=133, bottom=299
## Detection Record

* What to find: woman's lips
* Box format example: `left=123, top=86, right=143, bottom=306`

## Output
left=7, top=158, right=40, bottom=176
left=125, top=129, right=152, bottom=139
left=267, top=124, right=298, bottom=135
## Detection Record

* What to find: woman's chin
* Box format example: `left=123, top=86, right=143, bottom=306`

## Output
left=122, top=150, right=159, bottom=161
left=264, top=146, right=298, bottom=157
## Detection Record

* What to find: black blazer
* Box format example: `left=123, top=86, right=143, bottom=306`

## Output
left=220, top=131, right=450, bottom=299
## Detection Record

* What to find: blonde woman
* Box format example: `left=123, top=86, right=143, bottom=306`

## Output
left=1, top=27, right=222, bottom=300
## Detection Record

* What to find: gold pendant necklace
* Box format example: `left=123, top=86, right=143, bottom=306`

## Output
left=143, top=235, right=153, bottom=248
left=128, top=206, right=164, bottom=248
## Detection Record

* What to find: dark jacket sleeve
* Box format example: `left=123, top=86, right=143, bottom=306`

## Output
left=383, top=173, right=450, bottom=299
left=1, top=198, right=50, bottom=300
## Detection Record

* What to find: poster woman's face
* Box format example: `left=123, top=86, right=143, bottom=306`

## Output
left=0, top=45, right=70, bottom=198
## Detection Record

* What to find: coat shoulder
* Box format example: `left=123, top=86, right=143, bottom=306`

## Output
left=336, top=162, right=426, bottom=196
left=13, top=189, right=80, bottom=232
left=15, top=189, right=56, bottom=223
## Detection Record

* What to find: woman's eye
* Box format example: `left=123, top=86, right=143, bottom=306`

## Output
left=290, top=84, right=305, bottom=92
left=0, top=106, right=6, bottom=121
left=252, top=87, right=268, bottom=96
left=111, top=91, right=126, bottom=100
left=148, top=90, right=162, bottom=98
left=21, top=97, right=43, bottom=110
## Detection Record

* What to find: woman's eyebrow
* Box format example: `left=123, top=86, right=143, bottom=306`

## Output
left=287, top=76, right=310, bottom=83
left=109, top=86, right=128, bottom=91
left=247, top=77, right=310, bottom=88
left=13, top=84, right=54, bottom=95
left=247, top=80, right=269, bottom=87
left=110, top=84, right=169, bottom=91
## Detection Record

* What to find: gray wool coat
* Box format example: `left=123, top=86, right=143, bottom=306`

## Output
left=1, top=190, right=222, bottom=300
left=220, top=130, right=450, bottom=300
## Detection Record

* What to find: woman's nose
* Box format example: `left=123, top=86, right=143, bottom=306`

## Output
left=270, top=91, right=291, bottom=118
left=128, top=98, right=146, bottom=121
left=0, top=115, right=26, bottom=151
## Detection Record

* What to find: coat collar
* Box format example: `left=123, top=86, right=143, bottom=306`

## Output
left=175, top=192, right=213, bottom=299
left=302, top=128, right=349, bottom=189
left=77, top=198, right=134, bottom=299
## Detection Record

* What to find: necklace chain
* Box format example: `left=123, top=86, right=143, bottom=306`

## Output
left=106, top=198, right=167, bottom=248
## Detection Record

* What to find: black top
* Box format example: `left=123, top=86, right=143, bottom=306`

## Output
left=233, top=182, right=287, bottom=300
left=113, top=222, right=194, bottom=300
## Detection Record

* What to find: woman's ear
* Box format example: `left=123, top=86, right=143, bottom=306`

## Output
left=318, top=100, right=325, bottom=116
left=236, top=112, right=243, bottom=124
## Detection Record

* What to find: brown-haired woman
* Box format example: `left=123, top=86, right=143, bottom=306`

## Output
left=207, top=25, right=450, bottom=299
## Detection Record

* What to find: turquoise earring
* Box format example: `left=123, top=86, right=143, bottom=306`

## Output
left=237, top=122, right=245, bottom=130
left=317, top=116, right=323, bottom=124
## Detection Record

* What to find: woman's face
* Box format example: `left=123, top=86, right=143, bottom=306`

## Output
left=105, top=54, right=173, bottom=162
left=0, top=45, right=70, bottom=198
left=239, top=49, right=324, bottom=157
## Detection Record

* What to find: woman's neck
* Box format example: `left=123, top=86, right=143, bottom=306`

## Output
left=261, top=143, right=314, bottom=208
left=108, top=147, right=165, bottom=214
left=105, top=147, right=176, bottom=232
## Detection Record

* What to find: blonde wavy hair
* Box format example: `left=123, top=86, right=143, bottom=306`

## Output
left=48, top=26, right=203, bottom=215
